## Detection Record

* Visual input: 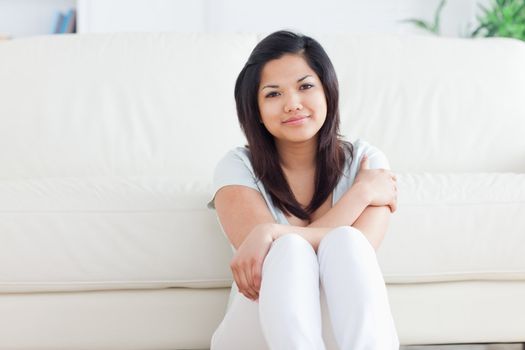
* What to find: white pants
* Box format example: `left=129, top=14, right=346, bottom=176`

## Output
left=211, top=226, right=400, bottom=350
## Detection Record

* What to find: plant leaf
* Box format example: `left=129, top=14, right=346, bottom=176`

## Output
left=401, top=18, right=435, bottom=32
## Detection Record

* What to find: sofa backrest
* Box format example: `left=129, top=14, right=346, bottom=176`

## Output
left=0, top=33, right=524, bottom=184
left=324, top=34, right=525, bottom=173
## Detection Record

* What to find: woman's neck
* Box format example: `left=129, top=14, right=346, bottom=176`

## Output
left=276, top=137, right=317, bottom=172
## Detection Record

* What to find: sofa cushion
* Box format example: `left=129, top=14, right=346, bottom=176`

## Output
left=379, top=172, right=525, bottom=283
left=1, top=34, right=524, bottom=185
left=1, top=173, right=523, bottom=293
left=0, top=176, right=232, bottom=293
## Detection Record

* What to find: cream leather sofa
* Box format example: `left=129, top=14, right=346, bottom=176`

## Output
left=0, top=33, right=524, bottom=349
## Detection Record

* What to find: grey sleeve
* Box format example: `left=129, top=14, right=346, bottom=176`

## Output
left=343, top=139, right=392, bottom=192
left=364, top=144, right=391, bottom=170
left=207, top=149, right=259, bottom=209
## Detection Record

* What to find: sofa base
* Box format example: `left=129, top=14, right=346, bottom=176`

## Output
left=0, top=281, right=524, bottom=349
left=390, top=280, right=525, bottom=345
left=0, top=288, right=229, bottom=350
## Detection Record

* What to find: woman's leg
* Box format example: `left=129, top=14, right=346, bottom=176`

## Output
left=259, top=233, right=326, bottom=350
left=210, top=283, right=269, bottom=350
left=317, top=226, right=400, bottom=350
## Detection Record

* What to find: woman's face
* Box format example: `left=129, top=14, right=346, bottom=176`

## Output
left=257, top=54, right=327, bottom=146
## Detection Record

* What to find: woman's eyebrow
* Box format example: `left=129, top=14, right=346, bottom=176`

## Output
left=261, top=84, right=279, bottom=91
left=260, top=75, right=313, bottom=91
left=297, top=75, right=312, bottom=82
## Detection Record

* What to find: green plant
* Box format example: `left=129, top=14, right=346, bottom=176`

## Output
left=471, top=0, right=525, bottom=40
left=401, top=0, right=447, bottom=35
left=402, top=0, right=525, bottom=41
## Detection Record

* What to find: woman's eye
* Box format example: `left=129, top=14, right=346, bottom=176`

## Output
left=300, top=83, right=314, bottom=90
left=265, top=91, right=280, bottom=98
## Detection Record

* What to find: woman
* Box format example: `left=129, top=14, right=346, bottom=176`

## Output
left=207, top=30, right=399, bottom=350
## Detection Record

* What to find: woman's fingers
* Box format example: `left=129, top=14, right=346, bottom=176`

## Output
left=389, top=200, right=397, bottom=213
left=231, top=263, right=252, bottom=300
left=394, top=177, right=398, bottom=213
left=360, top=154, right=369, bottom=170
left=238, top=268, right=256, bottom=300
left=230, top=266, right=243, bottom=297
left=389, top=192, right=398, bottom=213
left=249, top=264, right=260, bottom=302
left=252, top=260, right=262, bottom=294
left=243, top=262, right=258, bottom=300
left=233, top=260, right=258, bottom=301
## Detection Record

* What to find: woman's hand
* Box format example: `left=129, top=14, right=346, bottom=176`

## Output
left=230, top=223, right=275, bottom=302
left=353, top=154, right=398, bottom=213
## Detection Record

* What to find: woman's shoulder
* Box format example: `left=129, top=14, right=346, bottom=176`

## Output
left=230, top=145, right=251, bottom=159
left=218, top=146, right=252, bottom=168
left=214, top=145, right=255, bottom=178
left=348, top=138, right=390, bottom=170
left=208, top=146, right=258, bottom=209
left=350, top=138, right=376, bottom=152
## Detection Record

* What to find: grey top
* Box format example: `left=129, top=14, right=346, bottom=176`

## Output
left=207, top=138, right=390, bottom=225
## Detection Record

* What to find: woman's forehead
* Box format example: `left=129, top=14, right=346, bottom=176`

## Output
left=260, top=54, right=318, bottom=84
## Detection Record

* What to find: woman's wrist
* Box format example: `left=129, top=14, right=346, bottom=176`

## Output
left=251, top=222, right=280, bottom=241
left=268, top=223, right=284, bottom=241
left=265, top=222, right=295, bottom=241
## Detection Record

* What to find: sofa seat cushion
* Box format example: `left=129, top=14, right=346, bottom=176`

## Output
left=0, top=176, right=232, bottom=293
left=1, top=173, right=524, bottom=294
left=379, top=172, right=525, bottom=283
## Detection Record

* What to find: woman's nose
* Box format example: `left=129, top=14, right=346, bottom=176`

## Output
left=284, top=93, right=303, bottom=113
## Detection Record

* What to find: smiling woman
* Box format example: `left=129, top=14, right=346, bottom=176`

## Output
left=207, top=30, right=399, bottom=350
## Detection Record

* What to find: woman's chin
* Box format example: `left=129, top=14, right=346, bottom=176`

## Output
left=275, top=131, right=320, bottom=145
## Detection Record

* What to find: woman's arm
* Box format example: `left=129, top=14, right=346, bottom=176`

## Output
left=270, top=182, right=372, bottom=252
left=214, top=185, right=275, bottom=250
left=214, top=182, right=370, bottom=251
left=214, top=184, right=373, bottom=301
left=305, top=154, right=395, bottom=250
left=215, top=155, right=396, bottom=300
left=307, top=181, right=370, bottom=229
left=350, top=206, right=391, bottom=250
left=215, top=160, right=396, bottom=252
left=215, top=185, right=344, bottom=300
left=255, top=206, right=391, bottom=255
left=215, top=175, right=392, bottom=300
left=268, top=203, right=391, bottom=255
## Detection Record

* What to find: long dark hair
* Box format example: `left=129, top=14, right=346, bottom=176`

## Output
left=234, top=30, right=353, bottom=221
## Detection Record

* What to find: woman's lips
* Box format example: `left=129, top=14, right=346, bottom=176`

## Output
left=282, top=115, right=310, bottom=125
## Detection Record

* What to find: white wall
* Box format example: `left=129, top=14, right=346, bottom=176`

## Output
left=0, top=0, right=492, bottom=38
left=77, top=0, right=207, bottom=33
left=78, top=0, right=492, bottom=37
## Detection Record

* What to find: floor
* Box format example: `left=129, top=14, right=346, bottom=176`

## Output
left=401, top=344, right=525, bottom=350
left=194, top=344, right=525, bottom=350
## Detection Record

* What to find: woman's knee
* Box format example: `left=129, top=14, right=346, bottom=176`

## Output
left=263, top=233, right=317, bottom=269
left=318, top=226, right=372, bottom=257
left=272, top=233, right=315, bottom=254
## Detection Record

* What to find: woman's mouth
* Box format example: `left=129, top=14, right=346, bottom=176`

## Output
left=282, top=115, right=310, bottom=125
